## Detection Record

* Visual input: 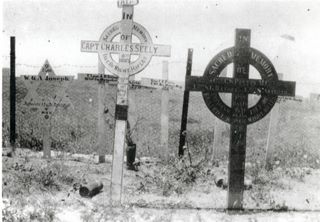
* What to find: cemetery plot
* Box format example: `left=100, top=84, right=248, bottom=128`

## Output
left=2, top=62, right=320, bottom=219
left=3, top=0, right=320, bottom=219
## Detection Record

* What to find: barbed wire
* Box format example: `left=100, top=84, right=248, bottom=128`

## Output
left=14, top=63, right=97, bottom=69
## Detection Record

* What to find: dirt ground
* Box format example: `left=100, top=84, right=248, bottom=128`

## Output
left=2, top=149, right=320, bottom=221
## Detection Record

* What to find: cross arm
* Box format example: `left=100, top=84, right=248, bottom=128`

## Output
left=186, top=76, right=296, bottom=96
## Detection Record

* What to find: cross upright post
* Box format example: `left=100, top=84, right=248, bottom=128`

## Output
left=110, top=2, right=135, bottom=206
left=228, top=29, right=251, bottom=210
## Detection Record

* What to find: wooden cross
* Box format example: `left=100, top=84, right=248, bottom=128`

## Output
left=185, top=29, right=296, bottom=210
left=81, top=0, right=170, bottom=205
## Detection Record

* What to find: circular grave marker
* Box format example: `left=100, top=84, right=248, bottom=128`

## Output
left=202, top=47, right=279, bottom=124
left=98, top=21, right=153, bottom=76
left=81, top=22, right=170, bottom=77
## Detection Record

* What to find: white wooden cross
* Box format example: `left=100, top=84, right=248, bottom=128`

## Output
left=81, top=0, right=171, bottom=205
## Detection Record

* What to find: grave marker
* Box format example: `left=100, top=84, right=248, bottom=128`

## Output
left=265, top=73, right=283, bottom=170
left=160, top=61, right=169, bottom=161
left=140, top=77, right=182, bottom=90
left=81, top=0, right=171, bottom=205
left=184, top=29, right=296, bottom=210
left=21, top=60, right=74, bottom=158
left=78, top=73, right=118, bottom=82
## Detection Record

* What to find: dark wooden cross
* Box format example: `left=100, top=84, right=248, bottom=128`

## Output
left=184, top=29, right=296, bottom=210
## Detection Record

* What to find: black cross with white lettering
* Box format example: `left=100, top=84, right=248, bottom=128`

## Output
left=185, top=29, right=296, bottom=210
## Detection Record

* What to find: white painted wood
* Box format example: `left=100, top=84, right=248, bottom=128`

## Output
left=81, top=41, right=171, bottom=57
left=117, top=0, right=139, bottom=8
left=38, top=59, right=56, bottom=77
left=160, top=61, right=169, bottom=162
left=265, top=73, right=283, bottom=170
left=110, top=5, right=134, bottom=206
left=21, top=61, right=73, bottom=159
left=110, top=120, right=127, bottom=205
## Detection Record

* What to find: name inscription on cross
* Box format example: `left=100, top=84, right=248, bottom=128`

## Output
left=185, top=29, right=296, bottom=210
left=81, top=0, right=171, bottom=206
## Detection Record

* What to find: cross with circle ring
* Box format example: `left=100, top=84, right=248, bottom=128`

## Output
left=81, top=15, right=171, bottom=78
left=185, top=29, right=296, bottom=210
left=80, top=1, right=171, bottom=206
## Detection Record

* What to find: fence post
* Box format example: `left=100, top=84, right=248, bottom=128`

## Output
left=10, top=36, right=16, bottom=156
left=97, top=58, right=106, bottom=163
left=160, top=61, right=169, bottom=161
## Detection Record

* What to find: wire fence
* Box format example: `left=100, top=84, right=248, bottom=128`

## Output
left=2, top=69, right=320, bottom=165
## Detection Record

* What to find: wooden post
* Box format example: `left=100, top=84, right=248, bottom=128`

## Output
left=178, top=49, right=193, bottom=157
left=43, top=118, right=51, bottom=158
left=265, top=73, right=283, bottom=170
left=160, top=61, right=169, bottom=161
left=110, top=5, right=133, bottom=206
left=212, top=67, right=228, bottom=163
left=97, top=59, right=106, bottom=163
left=227, top=29, right=251, bottom=210
left=10, top=36, right=16, bottom=155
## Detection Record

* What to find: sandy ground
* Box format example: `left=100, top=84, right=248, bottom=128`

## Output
left=2, top=149, right=320, bottom=221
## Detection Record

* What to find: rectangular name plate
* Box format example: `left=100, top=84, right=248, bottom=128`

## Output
left=22, top=75, right=74, bottom=81
left=115, top=104, right=128, bottom=120
left=78, top=73, right=119, bottom=82
left=81, top=41, right=171, bottom=57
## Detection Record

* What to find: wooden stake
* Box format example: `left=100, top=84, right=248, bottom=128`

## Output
left=160, top=61, right=169, bottom=161
left=10, top=36, right=16, bottom=155
left=265, top=73, right=283, bottom=170
left=98, top=58, right=106, bottom=163
left=178, top=49, right=193, bottom=157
